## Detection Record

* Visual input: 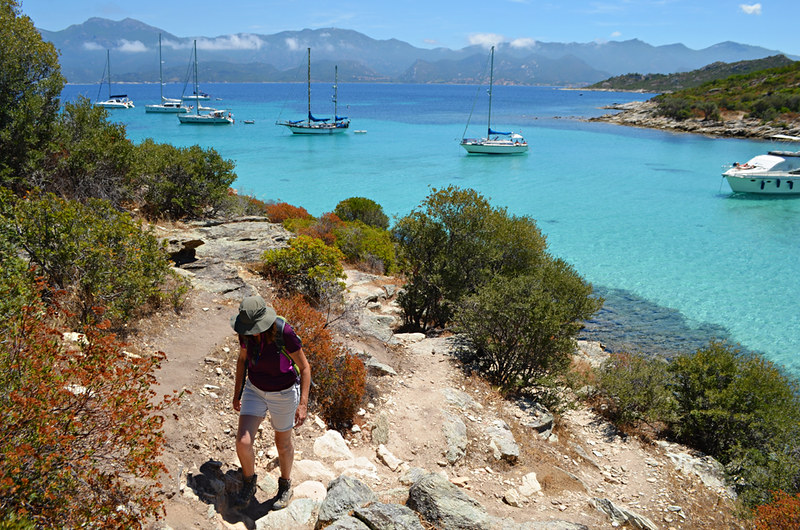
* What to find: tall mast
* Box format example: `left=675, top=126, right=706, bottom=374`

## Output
left=487, top=45, right=494, bottom=136
left=307, top=47, right=311, bottom=123
left=333, top=65, right=338, bottom=120
left=107, top=49, right=112, bottom=99
left=158, top=34, right=163, bottom=102
left=193, top=40, right=199, bottom=115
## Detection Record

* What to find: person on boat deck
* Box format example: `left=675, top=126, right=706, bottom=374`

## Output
left=230, top=295, right=311, bottom=511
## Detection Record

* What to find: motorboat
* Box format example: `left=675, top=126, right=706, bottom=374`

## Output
left=146, top=34, right=192, bottom=113
left=95, top=49, right=134, bottom=109
left=277, top=48, right=350, bottom=134
left=460, top=46, right=527, bottom=155
left=723, top=151, right=800, bottom=195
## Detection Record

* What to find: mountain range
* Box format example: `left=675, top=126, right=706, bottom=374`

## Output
left=38, top=17, right=799, bottom=86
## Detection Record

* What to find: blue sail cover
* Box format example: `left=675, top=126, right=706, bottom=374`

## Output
left=488, top=128, right=511, bottom=135
left=336, top=116, right=348, bottom=121
left=308, top=112, right=330, bottom=123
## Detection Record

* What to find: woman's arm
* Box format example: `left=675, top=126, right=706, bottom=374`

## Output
left=287, top=347, right=311, bottom=426
left=232, top=344, right=248, bottom=411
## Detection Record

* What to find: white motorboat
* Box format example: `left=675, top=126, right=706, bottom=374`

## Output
left=723, top=151, right=800, bottom=195
left=177, top=41, right=233, bottom=125
left=146, top=34, right=191, bottom=113
left=95, top=49, right=134, bottom=109
left=460, top=46, right=527, bottom=155
left=277, top=48, right=350, bottom=134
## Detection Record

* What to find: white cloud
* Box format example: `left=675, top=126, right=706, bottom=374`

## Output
left=468, top=33, right=505, bottom=48
left=285, top=37, right=303, bottom=51
left=197, top=34, right=265, bottom=51
left=510, top=38, right=537, bottom=49
left=162, top=35, right=265, bottom=51
left=82, top=42, right=104, bottom=51
left=610, top=31, right=622, bottom=38
left=740, top=3, right=762, bottom=15
left=117, top=39, right=148, bottom=53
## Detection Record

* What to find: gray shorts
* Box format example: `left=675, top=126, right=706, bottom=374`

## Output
left=240, top=379, right=300, bottom=432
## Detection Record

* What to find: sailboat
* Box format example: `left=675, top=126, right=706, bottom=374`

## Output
left=145, top=34, right=191, bottom=113
left=95, top=49, right=134, bottom=109
left=277, top=48, right=350, bottom=134
left=460, top=46, right=527, bottom=155
left=178, top=41, right=233, bottom=125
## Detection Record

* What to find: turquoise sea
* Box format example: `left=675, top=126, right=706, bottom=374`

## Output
left=63, top=82, right=800, bottom=375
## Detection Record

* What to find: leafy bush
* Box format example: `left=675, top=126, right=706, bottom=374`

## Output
left=669, top=341, right=800, bottom=506
left=454, top=262, right=602, bottom=392
left=334, top=220, right=397, bottom=274
left=0, top=190, right=178, bottom=326
left=0, top=283, right=173, bottom=527
left=754, top=490, right=800, bottom=529
left=297, top=212, right=345, bottom=246
left=273, top=294, right=365, bottom=428
left=334, top=197, right=389, bottom=229
left=595, top=353, right=675, bottom=436
left=133, top=138, right=236, bottom=219
left=260, top=235, right=346, bottom=304
left=32, top=97, right=134, bottom=206
left=394, top=186, right=550, bottom=331
left=657, top=97, right=694, bottom=121
left=265, top=202, right=312, bottom=223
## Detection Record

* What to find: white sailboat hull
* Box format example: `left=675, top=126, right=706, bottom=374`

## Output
left=178, top=113, right=233, bottom=125
left=145, top=104, right=190, bottom=113
left=96, top=99, right=134, bottom=109
left=460, top=138, right=528, bottom=155
left=278, top=121, right=350, bottom=134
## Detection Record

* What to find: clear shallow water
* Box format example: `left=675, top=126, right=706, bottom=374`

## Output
left=62, top=82, right=800, bottom=375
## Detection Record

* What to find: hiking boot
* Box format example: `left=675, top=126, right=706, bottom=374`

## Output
left=233, top=473, right=257, bottom=509
left=272, top=477, right=292, bottom=510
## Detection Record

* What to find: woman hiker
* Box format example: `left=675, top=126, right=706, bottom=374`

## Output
left=230, top=295, right=311, bottom=510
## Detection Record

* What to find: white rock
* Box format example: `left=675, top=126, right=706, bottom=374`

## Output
left=293, top=480, right=327, bottom=502
left=293, top=460, right=335, bottom=481
left=377, top=444, right=403, bottom=471
left=313, top=430, right=354, bottom=461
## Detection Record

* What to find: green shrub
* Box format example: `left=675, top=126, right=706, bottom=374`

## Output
left=335, top=220, right=397, bottom=274
left=36, top=97, right=134, bottom=205
left=669, top=341, right=800, bottom=506
left=657, top=97, right=694, bottom=121
left=334, top=197, right=389, bottom=229
left=261, top=235, right=346, bottom=304
left=394, top=186, right=550, bottom=331
left=133, top=138, right=236, bottom=219
left=0, top=190, right=177, bottom=326
left=454, top=261, right=602, bottom=392
left=595, top=352, right=676, bottom=435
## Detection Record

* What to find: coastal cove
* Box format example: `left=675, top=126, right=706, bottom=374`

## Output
left=61, top=82, right=800, bottom=375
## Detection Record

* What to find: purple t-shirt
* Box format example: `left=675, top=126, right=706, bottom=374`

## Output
left=239, top=321, right=302, bottom=391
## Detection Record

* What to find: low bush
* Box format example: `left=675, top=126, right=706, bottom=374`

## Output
left=273, top=294, right=365, bottom=428
left=265, top=202, right=312, bottom=223
left=334, top=197, right=389, bottom=229
left=297, top=212, right=345, bottom=246
left=454, top=261, right=602, bottom=392
left=260, top=235, right=346, bottom=304
left=0, top=281, right=173, bottom=526
left=0, top=190, right=179, bottom=327
left=754, top=490, right=800, bottom=529
left=133, top=139, right=236, bottom=219
left=595, top=353, right=675, bottom=436
left=334, top=220, right=397, bottom=274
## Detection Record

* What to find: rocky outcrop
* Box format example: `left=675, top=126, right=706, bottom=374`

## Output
left=591, top=100, right=800, bottom=139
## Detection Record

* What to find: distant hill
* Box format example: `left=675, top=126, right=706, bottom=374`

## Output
left=37, top=17, right=799, bottom=85
left=588, top=55, right=796, bottom=92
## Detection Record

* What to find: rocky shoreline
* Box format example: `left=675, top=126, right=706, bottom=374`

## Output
left=590, top=100, right=800, bottom=140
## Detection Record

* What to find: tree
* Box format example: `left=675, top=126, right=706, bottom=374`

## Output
left=334, top=197, right=389, bottom=229
left=394, top=186, right=548, bottom=331
left=0, top=0, right=65, bottom=190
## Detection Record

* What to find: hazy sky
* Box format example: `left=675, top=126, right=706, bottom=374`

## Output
left=18, top=0, right=800, bottom=56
